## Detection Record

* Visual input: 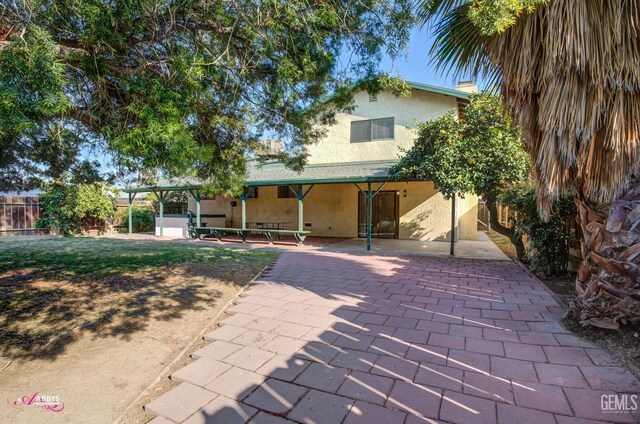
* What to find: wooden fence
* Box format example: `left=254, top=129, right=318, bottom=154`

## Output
left=0, top=195, right=45, bottom=236
left=477, top=200, right=512, bottom=231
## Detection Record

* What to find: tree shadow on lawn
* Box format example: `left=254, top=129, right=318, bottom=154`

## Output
left=0, top=238, right=275, bottom=361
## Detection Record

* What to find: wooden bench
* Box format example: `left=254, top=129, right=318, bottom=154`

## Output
left=191, top=226, right=310, bottom=244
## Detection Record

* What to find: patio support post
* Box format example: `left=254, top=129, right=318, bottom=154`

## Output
left=239, top=187, right=254, bottom=230
left=196, top=193, right=201, bottom=227
left=367, top=182, right=372, bottom=251
left=290, top=184, right=314, bottom=232
left=158, top=191, right=165, bottom=236
left=127, top=192, right=137, bottom=235
left=241, top=196, right=246, bottom=229
left=450, top=194, right=456, bottom=256
left=354, top=182, right=386, bottom=252
left=298, top=184, right=303, bottom=232
left=188, top=190, right=202, bottom=227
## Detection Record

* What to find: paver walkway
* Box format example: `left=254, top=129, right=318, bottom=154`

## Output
left=144, top=251, right=640, bottom=424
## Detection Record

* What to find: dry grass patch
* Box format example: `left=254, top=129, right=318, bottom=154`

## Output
left=0, top=237, right=277, bottom=360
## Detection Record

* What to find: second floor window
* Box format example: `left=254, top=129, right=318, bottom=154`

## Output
left=350, top=117, right=394, bottom=142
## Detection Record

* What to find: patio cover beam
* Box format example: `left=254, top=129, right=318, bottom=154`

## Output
left=122, top=185, right=202, bottom=194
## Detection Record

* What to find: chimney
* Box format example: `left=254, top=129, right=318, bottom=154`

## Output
left=257, top=140, right=285, bottom=156
left=455, top=80, right=478, bottom=93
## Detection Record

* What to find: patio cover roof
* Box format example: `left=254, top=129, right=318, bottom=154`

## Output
left=122, top=159, right=400, bottom=193
left=245, top=159, right=398, bottom=186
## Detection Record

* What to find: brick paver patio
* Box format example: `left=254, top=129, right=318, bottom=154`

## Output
left=144, top=251, right=640, bottom=424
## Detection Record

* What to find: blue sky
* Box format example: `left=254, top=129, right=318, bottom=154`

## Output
left=377, top=27, right=478, bottom=89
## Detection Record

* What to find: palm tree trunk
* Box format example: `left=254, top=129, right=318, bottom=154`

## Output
left=574, top=179, right=640, bottom=329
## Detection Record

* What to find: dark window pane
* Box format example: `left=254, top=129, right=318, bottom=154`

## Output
left=277, top=186, right=293, bottom=198
left=350, top=120, right=371, bottom=142
left=372, top=117, right=394, bottom=140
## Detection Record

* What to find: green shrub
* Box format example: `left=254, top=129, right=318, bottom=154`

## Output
left=499, top=184, right=577, bottom=275
left=116, top=207, right=155, bottom=233
left=37, top=181, right=117, bottom=235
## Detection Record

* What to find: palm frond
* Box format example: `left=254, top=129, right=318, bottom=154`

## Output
left=415, top=0, right=468, bottom=27
left=428, top=4, right=500, bottom=87
left=491, top=0, right=640, bottom=209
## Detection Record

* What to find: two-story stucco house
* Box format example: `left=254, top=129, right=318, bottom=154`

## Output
left=124, top=83, right=477, bottom=245
left=124, top=81, right=478, bottom=245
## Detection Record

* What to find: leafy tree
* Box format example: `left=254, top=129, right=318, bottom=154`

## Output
left=0, top=0, right=413, bottom=192
left=37, top=180, right=117, bottom=235
left=390, top=93, right=529, bottom=257
left=421, top=0, right=640, bottom=329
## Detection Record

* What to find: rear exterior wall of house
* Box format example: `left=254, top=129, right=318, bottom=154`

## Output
left=188, top=182, right=477, bottom=241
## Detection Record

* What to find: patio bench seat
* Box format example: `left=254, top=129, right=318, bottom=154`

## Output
left=192, top=226, right=311, bottom=245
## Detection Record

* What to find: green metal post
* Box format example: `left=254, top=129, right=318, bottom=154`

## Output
left=240, top=188, right=250, bottom=230
left=241, top=197, right=246, bottom=229
left=196, top=193, right=201, bottom=227
left=367, top=182, right=372, bottom=251
left=128, top=193, right=133, bottom=235
left=298, top=184, right=303, bottom=232
left=158, top=191, right=164, bottom=236
left=450, top=194, right=456, bottom=256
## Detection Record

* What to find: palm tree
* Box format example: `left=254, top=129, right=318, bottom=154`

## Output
left=420, top=0, right=640, bottom=329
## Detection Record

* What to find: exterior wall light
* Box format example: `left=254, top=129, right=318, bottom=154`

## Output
left=403, top=189, right=407, bottom=198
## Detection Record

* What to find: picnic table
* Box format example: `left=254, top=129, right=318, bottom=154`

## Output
left=254, top=221, right=291, bottom=230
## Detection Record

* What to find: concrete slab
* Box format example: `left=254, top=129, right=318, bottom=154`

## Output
left=101, top=231, right=510, bottom=261
left=326, top=233, right=510, bottom=260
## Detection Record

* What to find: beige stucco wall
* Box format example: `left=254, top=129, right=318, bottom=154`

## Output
left=189, top=182, right=477, bottom=241
left=306, top=89, right=458, bottom=164
left=457, top=193, right=478, bottom=241
left=185, top=87, right=478, bottom=241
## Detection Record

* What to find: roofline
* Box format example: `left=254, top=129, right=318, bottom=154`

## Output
left=121, top=176, right=426, bottom=192
left=246, top=175, right=394, bottom=187
left=122, top=184, right=201, bottom=194
left=406, top=81, right=471, bottom=100
left=250, top=159, right=399, bottom=170
left=314, top=78, right=470, bottom=107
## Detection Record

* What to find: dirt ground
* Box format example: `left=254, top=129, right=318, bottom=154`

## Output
left=484, top=229, right=518, bottom=260
left=0, top=237, right=276, bottom=424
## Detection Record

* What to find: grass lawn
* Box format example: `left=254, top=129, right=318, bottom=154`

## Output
left=0, top=237, right=277, bottom=360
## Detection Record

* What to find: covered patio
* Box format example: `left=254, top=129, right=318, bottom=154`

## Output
left=121, top=160, right=474, bottom=253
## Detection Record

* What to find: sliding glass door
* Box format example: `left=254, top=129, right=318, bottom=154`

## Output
left=357, top=191, right=399, bottom=239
